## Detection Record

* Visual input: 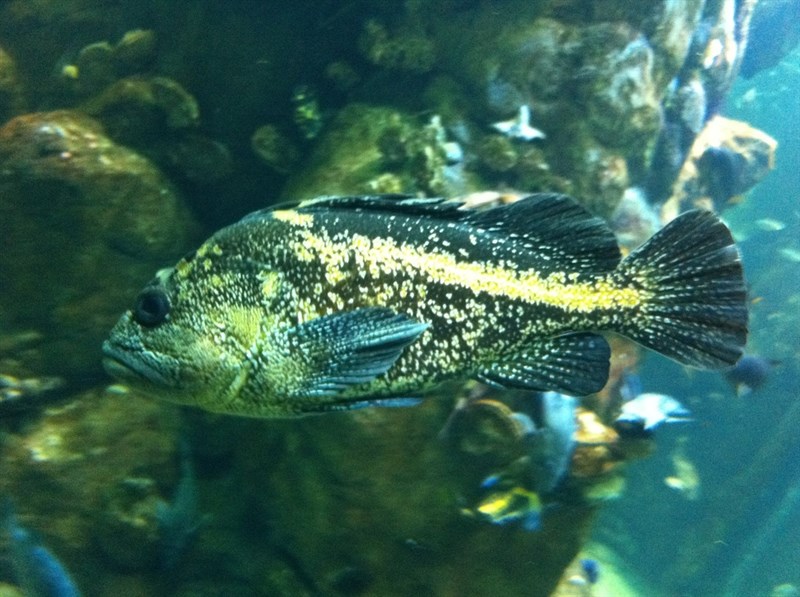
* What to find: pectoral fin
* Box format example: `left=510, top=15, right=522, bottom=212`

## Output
left=282, top=307, right=429, bottom=399
left=477, top=333, right=610, bottom=396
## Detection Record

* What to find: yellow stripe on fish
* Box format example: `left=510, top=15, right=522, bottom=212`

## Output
left=287, top=223, right=647, bottom=313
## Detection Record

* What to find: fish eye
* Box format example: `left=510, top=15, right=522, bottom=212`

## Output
left=133, top=287, right=171, bottom=327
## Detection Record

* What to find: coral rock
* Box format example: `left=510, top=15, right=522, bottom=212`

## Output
left=0, top=45, right=23, bottom=121
left=0, top=110, right=200, bottom=381
left=661, top=115, right=777, bottom=222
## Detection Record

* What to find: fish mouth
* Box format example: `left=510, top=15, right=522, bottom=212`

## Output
left=101, top=340, right=172, bottom=387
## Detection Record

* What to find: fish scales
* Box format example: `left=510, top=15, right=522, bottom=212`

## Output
left=102, top=193, right=748, bottom=418
left=218, top=207, right=629, bottom=393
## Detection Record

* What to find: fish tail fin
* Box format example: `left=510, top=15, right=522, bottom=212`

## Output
left=613, top=209, right=748, bottom=368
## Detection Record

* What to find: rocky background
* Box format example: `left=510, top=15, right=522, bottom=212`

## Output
left=0, top=1, right=795, bottom=595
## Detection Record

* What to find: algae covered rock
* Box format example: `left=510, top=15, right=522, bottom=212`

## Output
left=0, top=45, right=23, bottom=122
left=251, top=124, right=300, bottom=175
left=281, top=103, right=473, bottom=200
left=661, top=115, right=777, bottom=222
left=582, top=26, right=663, bottom=151
left=426, top=12, right=665, bottom=215
left=359, top=18, right=436, bottom=73
left=0, top=386, right=180, bottom=592
left=0, top=110, right=200, bottom=382
left=245, top=400, right=597, bottom=596
left=644, top=0, right=705, bottom=88
left=58, top=30, right=158, bottom=97
left=83, top=76, right=200, bottom=136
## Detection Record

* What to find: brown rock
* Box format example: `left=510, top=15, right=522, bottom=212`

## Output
left=0, top=110, right=200, bottom=382
left=661, top=115, right=777, bottom=222
left=0, top=45, right=24, bottom=121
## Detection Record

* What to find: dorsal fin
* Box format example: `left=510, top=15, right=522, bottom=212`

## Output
left=289, top=193, right=621, bottom=274
left=240, top=195, right=462, bottom=225
left=465, top=194, right=622, bottom=273
left=296, top=194, right=467, bottom=218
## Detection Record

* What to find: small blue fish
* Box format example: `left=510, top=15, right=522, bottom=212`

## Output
left=697, top=146, right=747, bottom=207
left=580, top=558, right=600, bottom=584
left=1, top=498, right=81, bottom=597
left=156, top=441, right=208, bottom=570
left=480, top=473, right=502, bottom=490
left=619, top=371, right=643, bottom=402
left=724, top=354, right=778, bottom=396
left=615, top=393, right=692, bottom=431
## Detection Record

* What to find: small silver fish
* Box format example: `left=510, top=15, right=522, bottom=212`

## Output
left=536, top=391, right=577, bottom=492
left=616, top=393, right=692, bottom=431
left=754, top=218, right=786, bottom=232
left=778, top=247, right=800, bottom=263
left=491, top=106, right=546, bottom=141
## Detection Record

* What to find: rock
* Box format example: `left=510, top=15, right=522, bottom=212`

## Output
left=644, top=0, right=705, bottom=88
left=244, top=400, right=596, bottom=596
left=281, top=104, right=474, bottom=200
left=576, top=145, right=630, bottom=219
left=660, top=115, right=777, bottom=222
left=251, top=124, right=300, bottom=175
left=0, top=45, right=23, bottom=121
left=476, top=134, right=519, bottom=173
left=583, top=27, right=662, bottom=151
left=572, top=409, right=623, bottom=480
left=113, top=29, right=158, bottom=71
left=359, top=19, right=436, bottom=73
left=165, top=133, right=234, bottom=184
left=324, top=60, right=361, bottom=92
left=0, top=386, right=180, bottom=590
left=58, top=30, right=158, bottom=97
left=0, top=583, right=24, bottom=597
left=426, top=12, right=668, bottom=214
left=95, top=478, right=163, bottom=570
left=0, top=110, right=200, bottom=382
left=73, top=41, right=117, bottom=94
left=83, top=76, right=200, bottom=136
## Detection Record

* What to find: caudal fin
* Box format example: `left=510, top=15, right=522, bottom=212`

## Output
left=613, top=210, right=748, bottom=369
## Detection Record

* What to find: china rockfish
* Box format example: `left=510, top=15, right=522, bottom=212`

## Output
left=102, top=193, right=747, bottom=417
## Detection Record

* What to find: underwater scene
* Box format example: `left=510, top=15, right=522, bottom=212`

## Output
left=0, top=1, right=798, bottom=596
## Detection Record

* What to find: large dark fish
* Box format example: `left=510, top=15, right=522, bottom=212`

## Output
left=102, top=193, right=747, bottom=417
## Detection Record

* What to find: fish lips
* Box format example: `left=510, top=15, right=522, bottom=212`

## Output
left=101, top=340, right=174, bottom=387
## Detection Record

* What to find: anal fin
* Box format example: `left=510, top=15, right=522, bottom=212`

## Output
left=301, top=396, right=423, bottom=414
left=477, top=333, right=610, bottom=396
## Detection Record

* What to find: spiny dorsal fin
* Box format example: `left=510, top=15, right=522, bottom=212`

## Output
left=294, top=193, right=622, bottom=274
left=297, top=194, right=467, bottom=219
left=239, top=195, right=460, bottom=225
left=465, top=194, right=621, bottom=273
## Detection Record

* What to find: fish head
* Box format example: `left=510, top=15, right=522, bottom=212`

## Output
left=102, top=250, right=267, bottom=410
